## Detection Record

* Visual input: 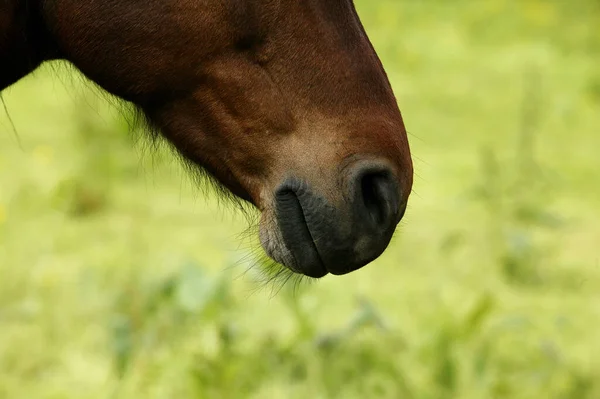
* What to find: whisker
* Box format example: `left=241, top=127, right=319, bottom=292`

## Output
left=0, top=93, right=23, bottom=150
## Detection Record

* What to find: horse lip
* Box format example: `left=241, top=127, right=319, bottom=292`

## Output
left=286, top=202, right=328, bottom=278
left=293, top=240, right=328, bottom=278
left=274, top=185, right=328, bottom=278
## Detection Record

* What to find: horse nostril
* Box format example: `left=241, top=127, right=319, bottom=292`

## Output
left=354, top=165, right=401, bottom=230
left=361, top=173, right=391, bottom=226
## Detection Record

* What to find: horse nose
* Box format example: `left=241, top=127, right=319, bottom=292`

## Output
left=272, top=161, right=407, bottom=278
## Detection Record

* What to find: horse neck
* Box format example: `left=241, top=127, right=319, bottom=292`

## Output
left=0, top=0, right=57, bottom=90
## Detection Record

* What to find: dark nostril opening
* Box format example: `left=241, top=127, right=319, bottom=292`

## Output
left=361, top=173, right=389, bottom=226
left=357, top=168, right=400, bottom=229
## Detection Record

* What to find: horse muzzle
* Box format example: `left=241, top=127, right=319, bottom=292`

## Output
left=260, top=159, right=408, bottom=278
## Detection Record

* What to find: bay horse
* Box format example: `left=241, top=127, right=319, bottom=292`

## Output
left=1, top=0, right=413, bottom=278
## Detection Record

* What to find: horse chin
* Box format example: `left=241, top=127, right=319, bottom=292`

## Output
left=258, top=211, right=330, bottom=279
left=258, top=213, right=298, bottom=272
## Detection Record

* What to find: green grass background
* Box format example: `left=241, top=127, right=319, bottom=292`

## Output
left=1, top=0, right=599, bottom=397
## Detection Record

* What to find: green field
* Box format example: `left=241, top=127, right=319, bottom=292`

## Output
left=1, top=1, right=599, bottom=398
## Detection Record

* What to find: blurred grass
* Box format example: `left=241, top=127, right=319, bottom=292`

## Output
left=1, top=0, right=599, bottom=398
